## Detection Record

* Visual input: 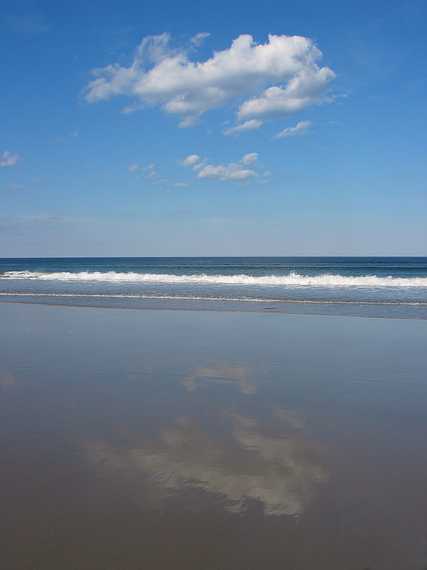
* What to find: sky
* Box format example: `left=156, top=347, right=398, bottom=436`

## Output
left=1, top=0, right=426, bottom=257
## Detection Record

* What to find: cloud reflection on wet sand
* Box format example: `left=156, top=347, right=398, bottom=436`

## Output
left=86, top=410, right=327, bottom=516
left=182, top=364, right=256, bottom=395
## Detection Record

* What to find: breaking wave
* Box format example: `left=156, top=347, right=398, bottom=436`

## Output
left=2, top=271, right=427, bottom=288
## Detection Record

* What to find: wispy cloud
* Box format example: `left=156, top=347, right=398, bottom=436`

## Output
left=223, top=119, right=263, bottom=136
left=128, top=162, right=157, bottom=179
left=191, top=32, right=210, bottom=47
left=181, top=154, right=201, bottom=167
left=145, top=163, right=157, bottom=179
left=275, top=120, right=312, bottom=139
left=128, top=162, right=189, bottom=189
left=0, top=151, right=20, bottom=167
left=182, top=153, right=259, bottom=182
left=197, top=164, right=256, bottom=182
left=241, top=152, right=258, bottom=165
left=84, top=33, right=335, bottom=127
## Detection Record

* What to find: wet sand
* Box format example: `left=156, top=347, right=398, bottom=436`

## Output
left=1, top=303, right=427, bottom=569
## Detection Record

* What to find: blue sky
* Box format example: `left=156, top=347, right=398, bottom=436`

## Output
left=1, top=0, right=426, bottom=256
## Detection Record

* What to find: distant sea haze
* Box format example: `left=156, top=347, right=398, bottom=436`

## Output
left=1, top=258, right=427, bottom=313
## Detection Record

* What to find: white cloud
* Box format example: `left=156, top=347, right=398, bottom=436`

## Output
left=145, top=163, right=157, bottom=179
left=182, top=154, right=201, bottom=166
left=238, top=67, right=335, bottom=120
left=0, top=151, right=20, bottom=167
left=197, top=164, right=256, bottom=181
left=128, top=162, right=157, bottom=179
left=178, top=115, right=200, bottom=128
left=276, top=120, right=312, bottom=139
left=84, top=33, right=335, bottom=127
left=191, top=32, right=210, bottom=47
left=241, top=152, right=258, bottom=165
left=183, top=152, right=259, bottom=182
left=223, top=119, right=263, bottom=136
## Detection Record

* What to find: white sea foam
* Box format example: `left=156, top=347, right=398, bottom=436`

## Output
left=2, top=270, right=427, bottom=287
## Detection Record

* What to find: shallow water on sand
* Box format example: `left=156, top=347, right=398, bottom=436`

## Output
left=1, top=303, right=427, bottom=569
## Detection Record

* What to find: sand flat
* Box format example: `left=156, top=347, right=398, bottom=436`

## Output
left=1, top=303, right=427, bottom=569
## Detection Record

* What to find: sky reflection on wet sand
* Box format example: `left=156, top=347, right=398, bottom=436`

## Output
left=1, top=303, right=427, bottom=569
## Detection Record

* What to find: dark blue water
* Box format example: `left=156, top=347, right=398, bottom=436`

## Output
left=1, top=257, right=427, bottom=315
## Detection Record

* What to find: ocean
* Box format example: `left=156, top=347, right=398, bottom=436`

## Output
left=1, top=257, right=427, bottom=317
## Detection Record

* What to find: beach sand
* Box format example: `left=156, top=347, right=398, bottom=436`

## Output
left=1, top=302, right=427, bottom=569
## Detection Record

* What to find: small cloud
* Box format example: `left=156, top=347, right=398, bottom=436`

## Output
left=128, top=162, right=158, bottom=180
left=54, top=129, right=80, bottom=144
left=0, top=151, right=20, bottom=167
left=146, top=163, right=157, bottom=179
left=152, top=177, right=168, bottom=185
left=182, top=154, right=201, bottom=167
left=241, top=152, right=258, bottom=165
left=191, top=32, right=210, bottom=47
left=223, top=119, right=263, bottom=136
left=178, top=115, right=200, bottom=128
left=276, top=120, right=312, bottom=139
left=197, top=164, right=256, bottom=181
left=183, top=153, right=260, bottom=183
left=121, top=103, right=144, bottom=115
left=174, top=182, right=189, bottom=188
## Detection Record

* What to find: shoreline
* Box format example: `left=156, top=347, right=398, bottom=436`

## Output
left=1, top=294, right=427, bottom=320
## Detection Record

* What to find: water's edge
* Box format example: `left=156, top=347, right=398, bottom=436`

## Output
left=1, top=295, right=426, bottom=320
